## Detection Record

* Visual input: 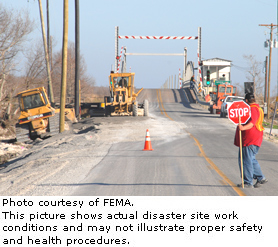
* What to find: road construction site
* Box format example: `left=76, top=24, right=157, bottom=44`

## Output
left=1, top=88, right=278, bottom=196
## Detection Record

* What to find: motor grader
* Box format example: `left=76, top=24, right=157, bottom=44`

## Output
left=15, top=87, right=75, bottom=143
left=105, top=72, right=149, bottom=117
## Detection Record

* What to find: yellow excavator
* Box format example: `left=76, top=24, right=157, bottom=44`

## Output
left=105, top=72, right=149, bottom=116
left=15, top=87, right=75, bottom=143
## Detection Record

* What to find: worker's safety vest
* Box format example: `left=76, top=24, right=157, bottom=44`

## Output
left=250, top=105, right=265, bottom=131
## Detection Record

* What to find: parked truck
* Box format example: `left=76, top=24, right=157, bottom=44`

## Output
left=209, top=82, right=237, bottom=114
left=105, top=72, right=149, bottom=116
left=15, top=87, right=75, bottom=143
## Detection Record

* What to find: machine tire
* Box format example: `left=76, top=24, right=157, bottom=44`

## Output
left=133, top=101, right=138, bottom=117
left=209, top=106, right=213, bottom=114
left=15, top=123, right=30, bottom=143
left=48, top=114, right=59, bottom=136
left=143, top=99, right=149, bottom=116
left=105, top=105, right=111, bottom=117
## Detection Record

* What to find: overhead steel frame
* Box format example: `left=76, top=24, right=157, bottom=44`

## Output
left=123, top=50, right=187, bottom=76
left=114, top=26, right=201, bottom=85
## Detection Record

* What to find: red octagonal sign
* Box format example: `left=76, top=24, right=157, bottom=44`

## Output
left=228, top=100, right=251, bottom=125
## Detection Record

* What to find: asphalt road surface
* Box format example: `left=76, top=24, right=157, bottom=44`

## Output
left=1, top=88, right=277, bottom=196
left=72, top=89, right=278, bottom=196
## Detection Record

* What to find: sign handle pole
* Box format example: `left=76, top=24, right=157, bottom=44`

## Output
left=239, top=116, right=244, bottom=189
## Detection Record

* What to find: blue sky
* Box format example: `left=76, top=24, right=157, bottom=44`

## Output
left=3, top=0, right=278, bottom=93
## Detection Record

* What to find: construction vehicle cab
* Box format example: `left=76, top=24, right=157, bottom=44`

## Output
left=209, top=82, right=237, bottom=114
left=105, top=72, right=148, bottom=116
left=18, top=89, right=49, bottom=112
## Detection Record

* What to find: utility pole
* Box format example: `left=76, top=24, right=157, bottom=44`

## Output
left=46, top=0, right=50, bottom=60
left=46, top=0, right=52, bottom=102
left=264, top=56, right=268, bottom=103
left=270, top=3, right=278, bottom=134
left=75, top=0, right=80, bottom=120
left=38, top=0, right=54, bottom=105
left=60, top=0, right=69, bottom=133
left=259, top=23, right=278, bottom=119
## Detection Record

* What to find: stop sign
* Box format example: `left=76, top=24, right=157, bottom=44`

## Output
left=228, top=101, right=251, bottom=125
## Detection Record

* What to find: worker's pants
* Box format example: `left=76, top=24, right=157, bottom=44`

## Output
left=238, top=145, right=264, bottom=185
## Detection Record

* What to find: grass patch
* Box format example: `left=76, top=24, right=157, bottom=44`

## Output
left=263, top=122, right=278, bottom=129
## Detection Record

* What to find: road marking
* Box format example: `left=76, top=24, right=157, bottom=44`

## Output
left=156, top=89, right=164, bottom=115
left=157, top=89, right=246, bottom=196
left=188, top=132, right=246, bottom=196
left=157, top=89, right=174, bottom=121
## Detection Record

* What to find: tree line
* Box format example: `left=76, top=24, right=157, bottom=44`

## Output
left=0, top=4, right=100, bottom=123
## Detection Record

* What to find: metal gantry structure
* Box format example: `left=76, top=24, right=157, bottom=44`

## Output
left=114, top=26, right=202, bottom=91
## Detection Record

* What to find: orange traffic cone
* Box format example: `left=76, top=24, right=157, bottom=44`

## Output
left=143, top=129, right=153, bottom=151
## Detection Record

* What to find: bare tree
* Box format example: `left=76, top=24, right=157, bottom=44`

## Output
left=23, top=40, right=47, bottom=89
left=243, top=54, right=264, bottom=97
left=51, top=41, right=95, bottom=103
left=0, top=4, right=34, bottom=119
left=233, top=82, right=244, bottom=97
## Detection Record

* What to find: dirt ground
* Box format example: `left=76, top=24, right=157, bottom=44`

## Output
left=1, top=116, right=278, bottom=164
left=1, top=113, right=278, bottom=167
left=0, top=112, right=189, bottom=196
left=1, top=104, right=278, bottom=196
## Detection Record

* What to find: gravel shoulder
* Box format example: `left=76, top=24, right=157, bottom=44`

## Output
left=0, top=112, right=187, bottom=196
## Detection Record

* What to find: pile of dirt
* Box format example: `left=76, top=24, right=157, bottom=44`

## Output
left=263, top=131, right=278, bottom=144
left=0, top=142, right=31, bottom=165
left=0, top=118, right=73, bottom=165
left=262, top=118, right=278, bottom=143
left=0, top=120, right=15, bottom=137
left=0, top=122, right=28, bottom=165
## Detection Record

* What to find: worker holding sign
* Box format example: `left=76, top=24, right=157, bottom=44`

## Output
left=233, top=93, right=268, bottom=188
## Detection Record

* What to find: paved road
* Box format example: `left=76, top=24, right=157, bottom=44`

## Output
left=72, top=89, right=278, bottom=196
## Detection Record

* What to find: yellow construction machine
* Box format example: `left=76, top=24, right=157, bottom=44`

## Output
left=15, top=87, right=75, bottom=143
left=105, top=72, right=149, bottom=116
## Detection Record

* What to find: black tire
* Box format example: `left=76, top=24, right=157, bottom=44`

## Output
left=15, top=123, right=30, bottom=143
left=48, top=114, right=59, bottom=136
left=143, top=99, right=149, bottom=116
left=105, top=105, right=111, bottom=117
left=133, top=101, right=138, bottom=117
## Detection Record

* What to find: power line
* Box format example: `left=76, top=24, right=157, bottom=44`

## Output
left=231, top=64, right=250, bottom=71
left=231, top=63, right=264, bottom=72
